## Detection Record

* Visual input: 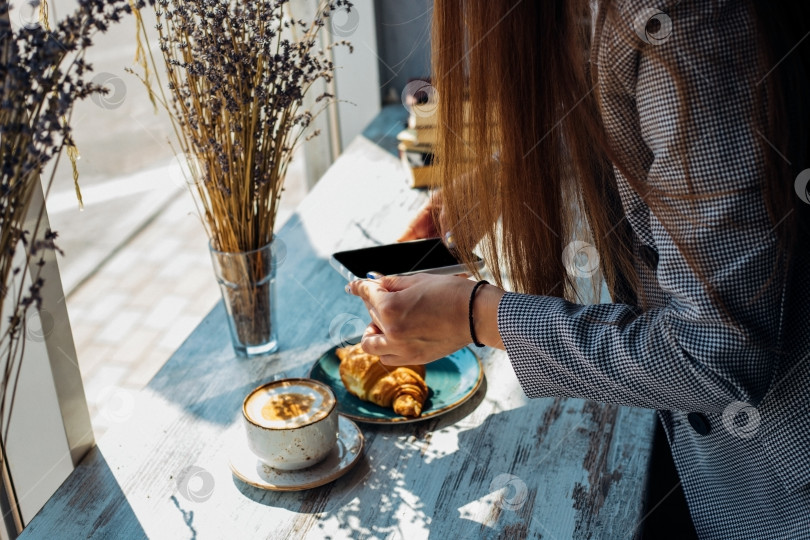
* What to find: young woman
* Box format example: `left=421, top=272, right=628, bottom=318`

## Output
left=350, top=1, right=809, bottom=537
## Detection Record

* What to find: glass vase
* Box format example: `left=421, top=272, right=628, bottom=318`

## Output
left=209, top=240, right=279, bottom=357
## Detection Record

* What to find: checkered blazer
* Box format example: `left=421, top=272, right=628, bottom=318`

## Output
left=497, top=1, right=810, bottom=537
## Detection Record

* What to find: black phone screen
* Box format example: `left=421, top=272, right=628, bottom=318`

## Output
left=332, top=238, right=466, bottom=277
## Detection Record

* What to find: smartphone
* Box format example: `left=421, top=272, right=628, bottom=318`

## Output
left=330, top=238, right=484, bottom=281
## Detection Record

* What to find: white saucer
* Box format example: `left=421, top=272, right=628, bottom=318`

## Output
left=229, top=415, right=364, bottom=491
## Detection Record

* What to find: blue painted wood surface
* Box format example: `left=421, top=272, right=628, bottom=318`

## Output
left=21, top=107, right=656, bottom=539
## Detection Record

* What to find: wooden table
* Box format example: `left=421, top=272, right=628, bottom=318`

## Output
left=21, top=107, right=656, bottom=540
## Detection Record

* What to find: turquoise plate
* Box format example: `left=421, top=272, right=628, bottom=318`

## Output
left=309, top=344, right=484, bottom=424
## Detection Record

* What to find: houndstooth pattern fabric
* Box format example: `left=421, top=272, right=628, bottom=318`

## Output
left=497, top=1, right=810, bottom=538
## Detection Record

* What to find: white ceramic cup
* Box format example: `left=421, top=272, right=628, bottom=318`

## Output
left=242, top=378, right=338, bottom=471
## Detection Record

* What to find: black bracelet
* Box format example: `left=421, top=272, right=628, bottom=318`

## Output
left=468, top=280, right=489, bottom=348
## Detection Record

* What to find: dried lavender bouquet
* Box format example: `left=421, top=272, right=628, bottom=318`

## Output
left=133, top=0, right=352, bottom=353
left=0, top=1, right=138, bottom=436
left=136, top=0, right=352, bottom=251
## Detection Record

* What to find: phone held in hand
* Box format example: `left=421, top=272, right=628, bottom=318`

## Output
left=330, top=238, right=484, bottom=281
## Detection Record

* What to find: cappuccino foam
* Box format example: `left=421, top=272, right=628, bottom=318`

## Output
left=245, top=379, right=334, bottom=429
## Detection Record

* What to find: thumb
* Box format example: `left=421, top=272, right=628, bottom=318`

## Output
left=396, top=229, right=418, bottom=243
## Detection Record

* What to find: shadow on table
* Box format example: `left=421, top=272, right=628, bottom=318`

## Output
left=229, top=377, right=554, bottom=539
left=20, top=447, right=148, bottom=539
left=146, top=209, right=375, bottom=427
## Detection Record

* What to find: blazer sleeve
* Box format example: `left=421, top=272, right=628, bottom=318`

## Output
left=498, top=0, right=788, bottom=413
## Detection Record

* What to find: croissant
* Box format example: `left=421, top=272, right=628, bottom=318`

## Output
left=336, top=343, right=428, bottom=417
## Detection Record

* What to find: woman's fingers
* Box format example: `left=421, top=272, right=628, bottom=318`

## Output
left=348, top=277, right=389, bottom=304
left=376, top=274, right=411, bottom=292
left=351, top=276, right=419, bottom=359
left=349, top=274, right=414, bottom=300
left=363, top=305, right=386, bottom=338
left=365, top=322, right=382, bottom=335
left=360, top=323, right=403, bottom=360
left=363, top=324, right=413, bottom=366
left=378, top=353, right=420, bottom=366
left=397, top=199, right=440, bottom=242
left=348, top=272, right=477, bottom=365
left=397, top=221, right=437, bottom=242
left=397, top=228, right=421, bottom=243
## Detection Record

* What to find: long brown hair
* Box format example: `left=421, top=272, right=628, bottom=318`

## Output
left=431, top=0, right=809, bottom=311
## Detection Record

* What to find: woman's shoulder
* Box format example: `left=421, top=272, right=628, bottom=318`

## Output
left=595, top=0, right=757, bottom=96
left=596, top=0, right=762, bottom=160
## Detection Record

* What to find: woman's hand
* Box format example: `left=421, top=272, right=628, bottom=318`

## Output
left=348, top=273, right=505, bottom=365
left=397, top=191, right=443, bottom=242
